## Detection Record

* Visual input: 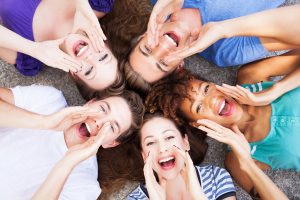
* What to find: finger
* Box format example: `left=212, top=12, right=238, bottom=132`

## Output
left=86, top=30, right=99, bottom=52
left=60, top=60, right=79, bottom=73
left=172, top=145, right=186, bottom=159
left=197, top=119, right=225, bottom=131
left=231, top=124, right=243, bottom=135
left=206, top=133, right=225, bottom=143
left=92, top=25, right=104, bottom=50
left=60, top=53, right=82, bottom=68
left=222, top=84, right=245, bottom=97
left=197, top=125, right=223, bottom=138
left=96, top=23, right=107, bottom=41
left=215, top=85, right=240, bottom=100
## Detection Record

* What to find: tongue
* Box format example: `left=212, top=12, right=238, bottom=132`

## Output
left=168, top=33, right=178, bottom=45
left=220, top=101, right=230, bottom=116
left=75, top=43, right=86, bottom=55
left=79, top=123, right=90, bottom=137
left=161, top=159, right=175, bottom=168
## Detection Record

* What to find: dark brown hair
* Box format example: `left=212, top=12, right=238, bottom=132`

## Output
left=146, top=69, right=207, bottom=125
left=97, top=112, right=208, bottom=198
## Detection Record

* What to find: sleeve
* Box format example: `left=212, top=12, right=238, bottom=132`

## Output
left=88, top=0, right=114, bottom=13
left=11, top=85, right=67, bottom=115
left=127, top=186, right=148, bottom=200
left=200, top=36, right=268, bottom=67
left=212, top=166, right=236, bottom=200
left=242, top=82, right=274, bottom=93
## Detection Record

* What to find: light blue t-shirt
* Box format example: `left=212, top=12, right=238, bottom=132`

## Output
left=242, top=82, right=300, bottom=171
left=150, top=0, right=284, bottom=67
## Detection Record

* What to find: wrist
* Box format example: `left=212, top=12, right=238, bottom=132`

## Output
left=238, top=156, right=255, bottom=172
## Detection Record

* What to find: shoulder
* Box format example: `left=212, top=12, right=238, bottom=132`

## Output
left=196, top=165, right=236, bottom=199
left=242, top=82, right=274, bottom=93
left=11, top=84, right=67, bottom=114
left=127, top=184, right=148, bottom=200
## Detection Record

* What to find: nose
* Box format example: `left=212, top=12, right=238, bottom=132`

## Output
left=152, top=43, right=171, bottom=61
left=158, top=141, right=169, bottom=154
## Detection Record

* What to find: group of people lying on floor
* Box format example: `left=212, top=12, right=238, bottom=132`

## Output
left=0, top=0, right=299, bottom=199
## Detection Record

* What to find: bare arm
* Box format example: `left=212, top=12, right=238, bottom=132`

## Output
left=197, top=120, right=288, bottom=200
left=0, top=87, right=97, bottom=130
left=31, top=123, right=111, bottom=200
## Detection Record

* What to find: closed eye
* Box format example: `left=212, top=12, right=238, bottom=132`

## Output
left=99, top=54, right=108, bottom=61
left=85, top=66, right=93, bottom=76
left=110, top=123, right=115, bottom=133
left=144, top=45, right=152, bottom=53
left=204, top=84, right=210, bottom=94
left=196, top=104, right=202, bottom=113
left=99, top=105, right=107, bottom=113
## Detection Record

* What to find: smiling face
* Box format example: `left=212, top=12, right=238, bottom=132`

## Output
left=129, top=9, right=201, bottom=83
left=62, top=33, right=118, bottom=90
left=65, top=96, right=132, bottom=148
left=140, top=117, right=189, bottom=180
left=180, top=79, right=243, bottom=127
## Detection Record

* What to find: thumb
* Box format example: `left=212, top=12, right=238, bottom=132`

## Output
left=231, top=124, right=242, bottom=135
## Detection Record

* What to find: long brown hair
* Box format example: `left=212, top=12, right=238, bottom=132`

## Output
left=97, top=112, right=208, bottom=197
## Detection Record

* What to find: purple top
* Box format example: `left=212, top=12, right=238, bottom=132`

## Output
left=0, top=0, right=114, bottom=76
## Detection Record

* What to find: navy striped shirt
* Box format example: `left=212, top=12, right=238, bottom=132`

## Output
left=127, top=165, right=236, bottom=200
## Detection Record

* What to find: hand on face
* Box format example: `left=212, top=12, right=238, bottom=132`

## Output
left=144, top=151, right=167, bottom=200
left=173, top=146, right=206, bottom=199
left=196, top=119, right=251, bottom=162
left=216, top=84, right=275, bottom=106
left=147, top=0, right=184, bottom=48
left=73, top=0, right=107, bottom=52
left=65, top=122, right=112, bottom=166
left=165, top=22, right=223, bottom=63
left=42, top=106, right=100, bottom=132
left=32, top=38, right=82, bottom=72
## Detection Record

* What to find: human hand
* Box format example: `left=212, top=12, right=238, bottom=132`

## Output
left=144, top=151, right=166, bottom=200
left=41, top=106, right=99, bottom=131
left=197, top=119, right=251, bottom=162
left=147, top=0, right=184, bottom=47
left=32, top=38, right=82, bottom=72
left=216, top=83, right=276, bottom=106
left=173, top=146, right=207, bottom=200
left=65, top=122, right=112, bottom=166
left=165, top=22, right=224, bottom=63
left=73, top=0, right=106, bottom=52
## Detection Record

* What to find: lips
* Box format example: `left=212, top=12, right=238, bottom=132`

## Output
left=73, top=40, right=88, bottom=57
left=158, top=156, right=176, bottom=170
left=164, top=32, right=180, bottom=47
left=218, top=99, right=235, bottom=116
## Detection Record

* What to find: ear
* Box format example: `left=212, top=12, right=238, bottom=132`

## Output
left=84, top=98, right=96, bottom=106
left=183, top=134, right=190, bottom=151
left=102, top=141, right=120, bottom=149
left=175, top=61, right=184, bottom=71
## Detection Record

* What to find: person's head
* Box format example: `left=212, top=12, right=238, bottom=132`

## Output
left=146, top=69, right=244, bottom=128
left=64, top=90, right=145, bottom=148
left=137, top=113, right=207, bottom=180
left=61, top=33, right=123, bottom=95
left=125, top=8, right=201, bottom=90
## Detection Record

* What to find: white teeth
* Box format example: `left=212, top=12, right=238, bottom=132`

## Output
left=85, top=123, right=91, bottom=134
left=164, top=34, right=177, bottom=46
left=77, top=45, right=88, bottom=57
left=159, top=156, right=174, bottom=163
left=218, top=100, right=226, bottom=114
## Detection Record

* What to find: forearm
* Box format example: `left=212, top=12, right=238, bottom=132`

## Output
left=0, top=25, right=36, bottom=57
left=221, top=5, right=300, bottom=46
left=32, top=157, right=75, bottom=200
left=241, top=159, right=288, bottom=200
left=0, top=99, right=46, bottom=129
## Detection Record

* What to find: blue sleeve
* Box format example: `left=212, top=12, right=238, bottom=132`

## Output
left=200, top=36, right=268, bottom=67
left=151, top=0, right=200, bottom=9
left=213, top=167, right=236, bottom=199
left=127, top=186, right=148, bottom=200
left=89, top=0, right=114, bottom=13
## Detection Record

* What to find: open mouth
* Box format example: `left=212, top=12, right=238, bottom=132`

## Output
left=218, top=99, right=234, bottom=116
left=158, top=156, right=176, bottom=170
left=73, top=40, right=88, bottom=57
left=164, top=32, right=179, bottom=47
left=78, top=123, right=92, bottom=138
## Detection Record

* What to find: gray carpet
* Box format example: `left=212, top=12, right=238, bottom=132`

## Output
left=1, top=0, right=300, bottom=199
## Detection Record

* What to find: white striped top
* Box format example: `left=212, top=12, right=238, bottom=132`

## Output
left=127, top=165, right=236, bottom=200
